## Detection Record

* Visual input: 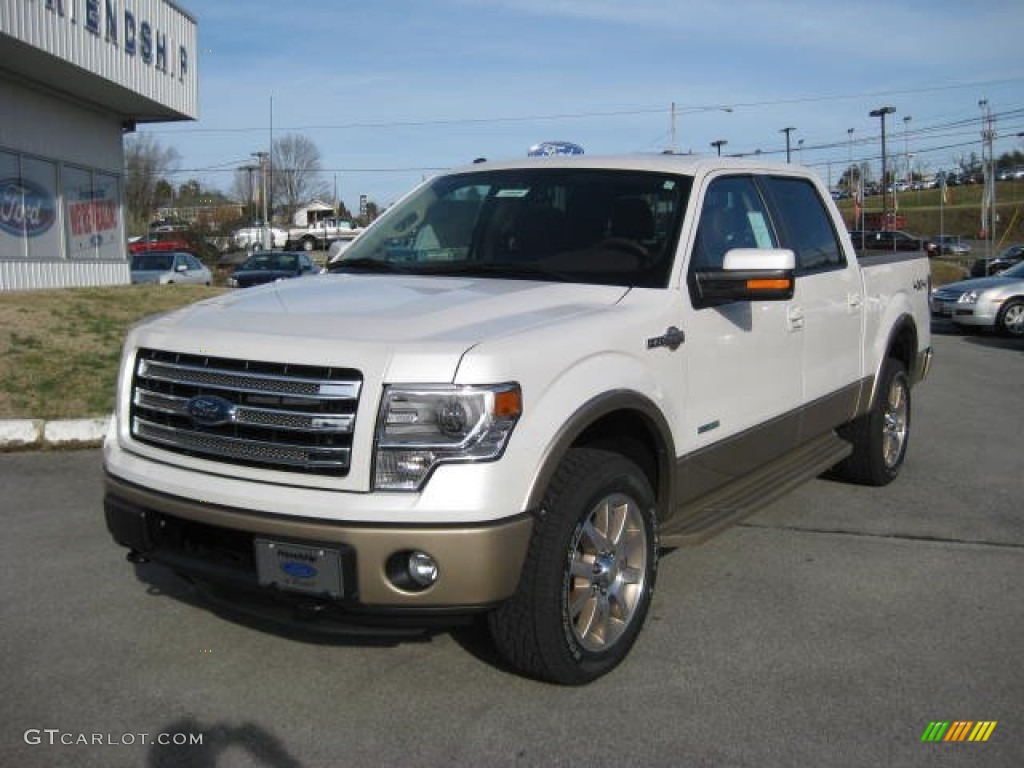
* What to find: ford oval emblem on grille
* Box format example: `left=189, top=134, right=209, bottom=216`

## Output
left=186, top=395, right=236, bottom=427
left=281, top=562, right=318, bottom=579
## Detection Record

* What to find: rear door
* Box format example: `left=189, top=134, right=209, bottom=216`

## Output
left=758, top=174, right=864, bottom=431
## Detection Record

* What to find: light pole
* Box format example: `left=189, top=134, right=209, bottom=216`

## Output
left=870, top=106, right=896, bottom=227
left=780, top=127, right=795, bottom=163
left=711, top=139, right=727, bottom=156
left=798, top=138, right=804, bottom=164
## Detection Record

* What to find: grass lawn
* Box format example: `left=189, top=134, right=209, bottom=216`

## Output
left=0, top=284, right=225, bottom=420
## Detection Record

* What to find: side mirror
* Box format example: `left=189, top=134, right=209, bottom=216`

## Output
left=175, top=263, right=189, bottom=273
left=693, top=248, right=796, bottom=306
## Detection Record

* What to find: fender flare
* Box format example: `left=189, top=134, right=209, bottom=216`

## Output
left=524, top=389, right=676, bottom=522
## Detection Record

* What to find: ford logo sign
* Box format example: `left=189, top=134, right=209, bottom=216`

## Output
left=0, top=178, right=57, bottom=237
left=185, top=395, right=236, bottom=427
left=281, top=562, right=318, bottom=579
left=527, top=141, right=585, bottom=157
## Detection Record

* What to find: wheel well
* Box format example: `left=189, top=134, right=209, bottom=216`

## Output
left=572, top=410, right=664, bottom=509
left=886, top=316, right=918, bottom=372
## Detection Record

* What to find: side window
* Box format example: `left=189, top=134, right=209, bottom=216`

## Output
left=691, top=176, right=776, bottom=272
left=761, top=176, right=845, bottom=272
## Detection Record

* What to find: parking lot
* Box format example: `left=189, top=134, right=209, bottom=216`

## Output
left=1, top=326, right=1021, bottom=767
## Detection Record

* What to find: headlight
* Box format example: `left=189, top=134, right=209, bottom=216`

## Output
left=957, top=291, right=978, bottom=305
left=374, top=384, right=522, bottom=491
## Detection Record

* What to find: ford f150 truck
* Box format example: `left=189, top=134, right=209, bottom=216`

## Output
left=104, top=155, right=933, bottom=684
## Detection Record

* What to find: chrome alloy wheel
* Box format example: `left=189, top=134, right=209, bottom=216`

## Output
left=566, top=492, right=649, bottom=653
left=882, top=375, right=909, bottom=470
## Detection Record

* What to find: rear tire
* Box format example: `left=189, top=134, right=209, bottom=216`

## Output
left=834, top=358, right=911, bottom=486
left=488, top=448, right=658, bottom=685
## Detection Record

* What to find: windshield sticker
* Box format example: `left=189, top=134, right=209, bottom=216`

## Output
left=663, top=180, right=676, bottom=190
left=495, top=188, right=530, bottom=198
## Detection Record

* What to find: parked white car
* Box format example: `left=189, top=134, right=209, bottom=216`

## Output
left=232, top=225, right=287, bottom=251
left=931, top=261, right=1024, bottom=336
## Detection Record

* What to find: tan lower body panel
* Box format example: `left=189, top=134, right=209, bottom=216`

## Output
left=105, top=475, right=534, bottom=608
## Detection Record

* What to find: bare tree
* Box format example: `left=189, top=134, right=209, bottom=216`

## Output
left=124, top=134, right=180, bottom=232
left=272, top=134, right=329, bottom=222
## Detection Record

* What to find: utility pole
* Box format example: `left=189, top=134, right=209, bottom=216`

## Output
left=979, top=99, right=996, bottom=257
left=903, top=115, right=912, bottom=187
left=711, top=139, right=727, bottom=156
left=251, top=151, right=270, bottom=249
left=780, top=127, right=795, bottom=163
left=240, top=165, right=257, bottom=224
left=870, top=106, right=895, bottom=227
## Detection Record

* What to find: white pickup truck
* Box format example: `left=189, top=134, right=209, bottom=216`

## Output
left=285, top=218, right=363, bottom=252
left=104, top=155, right=933, bottom=684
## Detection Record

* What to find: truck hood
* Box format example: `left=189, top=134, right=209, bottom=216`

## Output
left=131, top=274, right=628, bottom=382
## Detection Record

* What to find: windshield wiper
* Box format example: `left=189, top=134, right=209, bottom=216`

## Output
left=327, top=257, right=407, bottom=274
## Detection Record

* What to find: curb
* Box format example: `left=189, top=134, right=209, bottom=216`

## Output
left=0, top=416, right=110, bottom=450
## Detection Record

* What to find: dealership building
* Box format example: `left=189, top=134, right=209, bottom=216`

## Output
left=0, top=0, right=197, bottom=290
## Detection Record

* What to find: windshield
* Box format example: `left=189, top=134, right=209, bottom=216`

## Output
left=329, top=168, right=692, bottom=288
left=1000, top=261, right=1024, bottom=278
left=131, top=253, right=174, bottom=271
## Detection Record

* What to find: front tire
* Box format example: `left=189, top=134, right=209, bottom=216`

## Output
left=489, top=448, right=658, bottom=685
left=835, top=358, right=911, bottom=486
left=996, top=298, right=1024, bottom=337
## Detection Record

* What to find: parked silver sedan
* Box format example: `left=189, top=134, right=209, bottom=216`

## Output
left=931, top=261, right=1024, bottom=336
left=130, top=250, right=212, bottom=286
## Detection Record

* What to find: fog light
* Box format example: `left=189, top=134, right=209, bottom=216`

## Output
left=407, top=551, right=439, bottom=587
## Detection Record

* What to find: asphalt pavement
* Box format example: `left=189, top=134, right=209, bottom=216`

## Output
left=1, top=326, right=1021, bottom=767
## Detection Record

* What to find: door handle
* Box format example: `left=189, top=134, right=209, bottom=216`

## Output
left=787, top=306, right=805, bottom=331
left=848, top=292, right=863, bottom=310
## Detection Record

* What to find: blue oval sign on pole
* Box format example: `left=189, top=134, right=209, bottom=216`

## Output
left=527, top=141, right=585, bottom=157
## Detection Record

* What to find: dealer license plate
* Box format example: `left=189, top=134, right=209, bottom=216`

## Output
left=254, top=539, right=343, bottom=598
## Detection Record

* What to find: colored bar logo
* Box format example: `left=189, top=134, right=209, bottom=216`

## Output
left=921, top=721, right=997, bottom=742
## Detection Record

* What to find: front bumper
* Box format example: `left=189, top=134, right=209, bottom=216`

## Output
left=930, top=299, right=998, bottom=328
left=104, top=473, right=534, bottom=616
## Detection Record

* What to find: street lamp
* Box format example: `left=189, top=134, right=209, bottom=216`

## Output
left=798, top=138, right=804, bottom=164
left=780, top=127, right=796, bottom=163
left=869, top=106, right=895, bottom=226
left=711, top=139, right=728, bottom=156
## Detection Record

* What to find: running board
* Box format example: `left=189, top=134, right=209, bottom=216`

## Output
left=660, top=432, right=852, bottom=547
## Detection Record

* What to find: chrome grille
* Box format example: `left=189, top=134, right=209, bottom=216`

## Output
left=130, top=349, right=361, bottom=476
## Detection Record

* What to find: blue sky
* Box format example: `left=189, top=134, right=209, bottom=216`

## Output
left=150, top=0, right=1024, bottom=213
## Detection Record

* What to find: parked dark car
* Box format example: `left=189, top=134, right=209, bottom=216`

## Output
left=227, top=251, right=317, bottom=288
left=970, top=244, right=1024, bottom=277
left=848, top=229, right=936, bottom=256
